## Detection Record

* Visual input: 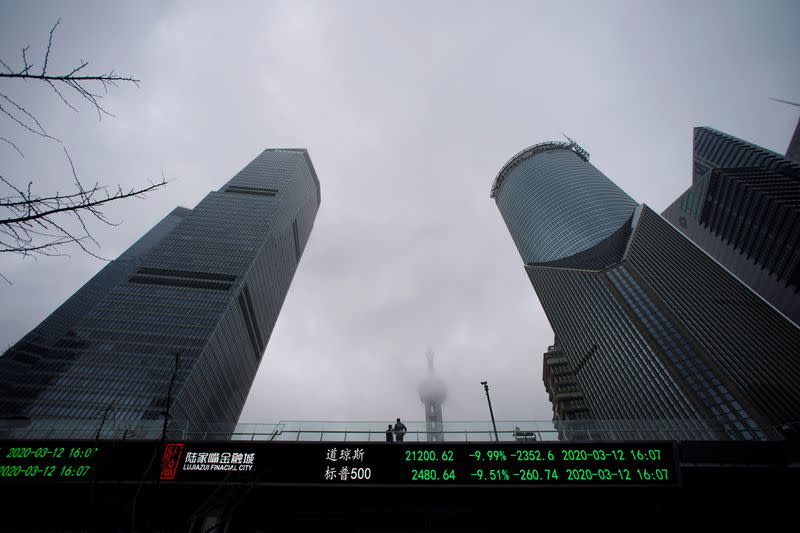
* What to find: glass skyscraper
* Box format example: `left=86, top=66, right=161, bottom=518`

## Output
left=0, top=149, right=320, bottom=431
left=492, top=140, right=800, bottom=440
left=662, top=127, right=800, bottom=326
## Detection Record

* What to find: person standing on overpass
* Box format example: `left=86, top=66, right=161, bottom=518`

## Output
left=394, top=418, right=407, bottom=442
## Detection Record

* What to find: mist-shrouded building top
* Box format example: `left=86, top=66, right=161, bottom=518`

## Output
left=491, top=141, right=637, bottom=264
left=418, top=356, right=447, bottom=406
left=419, top=351, right=446, bottom=442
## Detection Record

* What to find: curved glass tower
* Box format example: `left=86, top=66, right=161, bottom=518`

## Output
left=491, top=141, right=637, bottom=264
left=492, top=140, right=800, bottom=440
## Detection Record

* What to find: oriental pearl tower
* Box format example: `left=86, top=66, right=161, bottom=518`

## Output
left=418, top=350, right=447, bottom=442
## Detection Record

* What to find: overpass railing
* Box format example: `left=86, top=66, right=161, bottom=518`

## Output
left=0, top=417, right=792, bottom=441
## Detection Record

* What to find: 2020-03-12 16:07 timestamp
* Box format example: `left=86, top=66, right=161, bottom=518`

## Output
left=0, top=464, right=93, bottom=478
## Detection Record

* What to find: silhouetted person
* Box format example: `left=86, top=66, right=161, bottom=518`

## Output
left=394, top=418, right=407, bottom=442
left=385, top=424, right=394, bottom=442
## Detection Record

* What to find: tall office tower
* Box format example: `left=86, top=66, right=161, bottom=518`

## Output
left=0, top=149, right=320, bottom=431
left=491, top=140, right=800, bottom=440
left=418, top=350, right=447, bottom=442
left=662, top=127, right=800, bottom=326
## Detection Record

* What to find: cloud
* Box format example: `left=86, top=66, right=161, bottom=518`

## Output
left=1, top=0, right=798, bottom=428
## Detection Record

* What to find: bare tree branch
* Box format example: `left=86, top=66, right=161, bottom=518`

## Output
left=1, top=154, right=169, bottom=261
left=0, top=71, right=140, bottom=121
left=0, top=189, right=92, bottom=208
left=0, top=19, right=165, bottom=282
left=0, top=18, right=139, bottom=132
left=0, top=72, right=140, bottom=84
left=0, top=238, right=73, bottom=256
left=0, top=179, right=168, bottom=227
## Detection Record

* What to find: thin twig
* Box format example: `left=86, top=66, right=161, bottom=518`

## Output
left=45, top=79, right=78, bottom=112
left=0, top=59, right=14, bottom=74
left=42, top=18, right=61, bottom=76
left=0, top=96, right=60, bottom=141
left=20, top=46, right=32, bottom=75
left=0, top=136, right=23, bottom=157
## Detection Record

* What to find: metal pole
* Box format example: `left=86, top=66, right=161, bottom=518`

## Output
left=481, top=381, right=500, bottom=442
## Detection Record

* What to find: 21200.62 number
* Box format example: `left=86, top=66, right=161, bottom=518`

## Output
left=405, top=450, right=454, bottom=462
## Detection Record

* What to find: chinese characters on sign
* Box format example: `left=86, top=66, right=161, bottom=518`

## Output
left=323, top=447, right=371, bottom=482
left=182, top=450, right=255, bottom=471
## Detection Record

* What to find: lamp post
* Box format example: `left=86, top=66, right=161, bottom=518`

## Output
left=480, top=381, right=500, bottom=442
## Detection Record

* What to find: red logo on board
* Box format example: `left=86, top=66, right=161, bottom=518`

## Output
left=160, top=443, right=184, bottom=480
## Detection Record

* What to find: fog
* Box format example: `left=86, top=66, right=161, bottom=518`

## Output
left=1, top=0, right=797, bottom=425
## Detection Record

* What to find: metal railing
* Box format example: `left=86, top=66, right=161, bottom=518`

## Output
left=1, top=417, right=793, bottom=442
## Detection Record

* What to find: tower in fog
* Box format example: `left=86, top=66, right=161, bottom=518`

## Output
left=418, top=350, right=447, bottom=442
left=0, top=149, right=320, bottom=431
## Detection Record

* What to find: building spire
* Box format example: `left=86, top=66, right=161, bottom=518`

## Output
left=419, top=348, right=446, bottom=442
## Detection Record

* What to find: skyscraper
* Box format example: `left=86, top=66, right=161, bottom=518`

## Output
left=662, top=127, right=800, bottom=326
left=492, top=140, right=800, bottom=440
left=0, top=149, right=320, bottom=431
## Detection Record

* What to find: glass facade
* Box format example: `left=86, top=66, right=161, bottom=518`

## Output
left=606, top=265, right=762, bottom=440
left=493, top=143, right=637, bottom=264
left=0, top=149, right=320, bottom=430
left=493, top=141, right=800, bottom=440
left=662, top=127, right=800, bottom=326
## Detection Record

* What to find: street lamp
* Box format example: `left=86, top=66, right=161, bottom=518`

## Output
left=480, top=381, right=500, bottom=442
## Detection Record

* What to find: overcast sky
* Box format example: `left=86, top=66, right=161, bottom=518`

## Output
left=1, top=0, right=798, bottom=426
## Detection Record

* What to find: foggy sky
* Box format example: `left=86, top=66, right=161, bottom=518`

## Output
left=1, top=0, right=798, bottom=425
